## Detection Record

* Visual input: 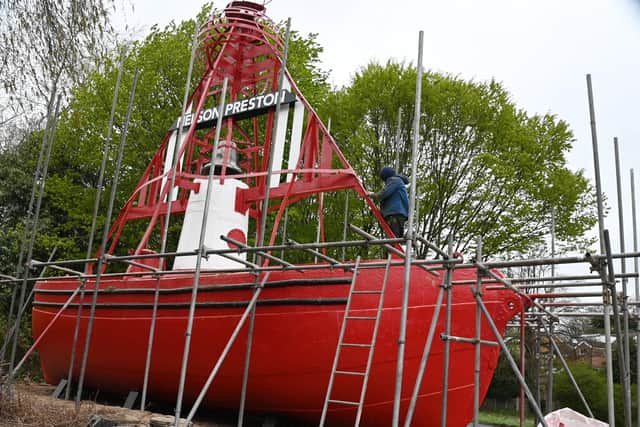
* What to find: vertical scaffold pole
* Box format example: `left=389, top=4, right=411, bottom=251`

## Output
left=75, top=69, right=140, bottom=408
left=586, top=73, right=615, bottom=427
left=341, top=193, right=349, bottom=261
left=547, top=208, right=556, bottom=414
left=393, top=30, right=422, bottom=427
left=534, top=322, right=542, bottom=426
left=519, top=303, right=525, bottom=427
left=630, top=168, right=640, bottom=427
left=9, top=94, right=62, bottom=376
left=551, top=207, right=556, bottom=283
left=173, top=76, right=229, bottom=427
left=440, top=236, right=453, bottom=427
left=604, top=230, right=632, bottom=427
left=257, top=18, right=291, bottom=251
left=614, top=137, right=633, bottom=427
left=237, top=275, right=258, bottom=427
left=472, top=238, right=483, bottom=427
left=403, top=265, right=446, bottom=426
left=66, top=46, right=127, bottom=401
left=314, top=118, right=330, bottom=263
left=393, top=107, right=402, bottom=172
left=546, top=322, right=554, bottom=413
left=280, top=208, right=289, bottom=259
left=141, top=22, right=200, bottom=411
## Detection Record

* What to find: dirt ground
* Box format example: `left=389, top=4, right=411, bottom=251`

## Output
left=0, top=380, right=232, bottom=427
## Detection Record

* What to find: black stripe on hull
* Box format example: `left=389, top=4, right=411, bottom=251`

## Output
left=32, top=297, right=349, bottom=310
left=34, top=277, right=352, bottom=296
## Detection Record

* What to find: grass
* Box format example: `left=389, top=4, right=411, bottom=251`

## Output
left=477, top=409, right=536, bottom=426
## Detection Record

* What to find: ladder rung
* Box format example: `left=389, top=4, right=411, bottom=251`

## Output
left=328, top=399, right=360, bottom=406
left=335, top=370, right=366, bottom=376
left=346, top=316, right=377, bottom=320
left=341, top=342, right=372, bottom=348
left=352, top=290, right=383, bottom=294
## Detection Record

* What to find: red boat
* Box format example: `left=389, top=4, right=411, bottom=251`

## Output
left=32, top=2, right=524, bottom=426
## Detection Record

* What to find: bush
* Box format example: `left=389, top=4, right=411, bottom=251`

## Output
left=487, top=352, right=521, bottom=400
left=554, top=362, right=636, bottom=424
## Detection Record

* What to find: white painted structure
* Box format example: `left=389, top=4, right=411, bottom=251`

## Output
left=173, top=178, right=249, bottom=270
left=286, top=85, right=305, bottom=183
left=269, top=79, right=291, bottom=188
left=162, top=128, right=188, bottom=202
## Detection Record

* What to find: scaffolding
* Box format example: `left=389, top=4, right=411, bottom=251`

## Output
left=1, top=4, right=639, bottom=427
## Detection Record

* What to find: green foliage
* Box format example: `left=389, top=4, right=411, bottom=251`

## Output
left=325, top=61, right=597, bottom=257
left=487, top=352, right=521, bottom=400
left=554, top=361, right=636, bottom=424
left=287, top=31, right=331, bottom=111
left=554, top=362, right=608, bottom=420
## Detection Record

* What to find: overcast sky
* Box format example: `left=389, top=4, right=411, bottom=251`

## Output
left=118, top=0, right=640, bottom=292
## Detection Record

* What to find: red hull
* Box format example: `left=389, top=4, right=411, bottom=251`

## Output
left=33, top=264, right=521, bottom=426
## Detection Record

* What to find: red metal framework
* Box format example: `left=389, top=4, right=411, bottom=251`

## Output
left=104, top=0, right=392, bottom=259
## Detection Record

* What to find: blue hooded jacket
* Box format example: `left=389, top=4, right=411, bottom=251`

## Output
left=372, top=167, right=409, bottom=218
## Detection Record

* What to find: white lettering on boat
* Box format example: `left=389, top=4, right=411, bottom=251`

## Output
left=174, top=89, right=296, bottom=130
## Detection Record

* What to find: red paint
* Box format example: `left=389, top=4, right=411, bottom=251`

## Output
left=226, top=229, right=247, bottom=249
left=33, top=266, right=522, bottom=426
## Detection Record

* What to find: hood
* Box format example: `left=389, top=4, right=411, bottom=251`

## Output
left=380, top=166, right=396, bottom=181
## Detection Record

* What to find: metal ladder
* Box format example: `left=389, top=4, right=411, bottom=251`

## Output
left=319, top=256, right=392, bottom=426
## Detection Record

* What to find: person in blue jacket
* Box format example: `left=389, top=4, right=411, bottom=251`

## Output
left=369, top=166, right=409, bottom=237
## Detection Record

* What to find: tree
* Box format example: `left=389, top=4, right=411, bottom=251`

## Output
left=324, top=61, right=597, bottom=257
left=0, top=0, right=115, bottom=114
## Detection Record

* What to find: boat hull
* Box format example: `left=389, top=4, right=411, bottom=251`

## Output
left=32, top=264, right=521, bottom=426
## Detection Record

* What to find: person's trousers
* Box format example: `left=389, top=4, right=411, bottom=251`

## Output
left=384, top=214, right=407, bottom=238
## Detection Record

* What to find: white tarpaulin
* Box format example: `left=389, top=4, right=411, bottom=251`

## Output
left=537, top=407, right=608, bottom=427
